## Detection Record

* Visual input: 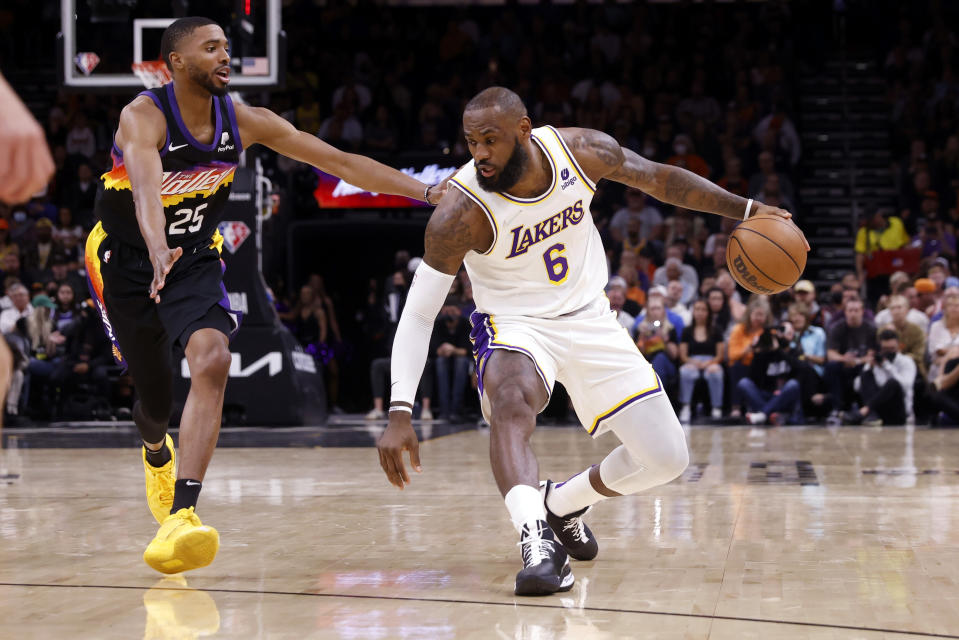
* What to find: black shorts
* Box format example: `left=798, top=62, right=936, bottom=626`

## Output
left=85, top=222, right=241, bottom=366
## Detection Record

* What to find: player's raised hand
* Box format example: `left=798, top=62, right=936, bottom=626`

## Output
left=149, top=246, right=183, bottom=303
left=0, top=75, right=54, bottom=204
left=754, top=203, right=810, bottom=251
left=377, top=410, right=422, bottom=489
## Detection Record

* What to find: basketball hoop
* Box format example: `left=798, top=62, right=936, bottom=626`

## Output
left=131, top=61, right=172, bottom=88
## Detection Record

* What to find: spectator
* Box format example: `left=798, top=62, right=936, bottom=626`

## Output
left=753, top=101, right=802, bottom=168
left=854, top=208, right=911, bottom=304
left=846, top=329, right=916, bottom=426
left=665, top=279, right=691, bottom=326
left=633, top=285, right=685, bottom=337
left=364, top=104, right=399, bottom=153
left=927, top=288, right=959, bottom=381
left=52, top=207, right=83, bottom=254
left=608, top=187, right=662, bottom=245
left=635, top=295, right=678, bottom=389
left=616, top=258, right=647, bottom=310
left=787, top=301, right=828, bottom=419
left=665, top=133, right=710, bottom=178
left=66, top=163, right=98, bottom=228
left=0, top=219, right=16, bottom=261
left=706, top=286, right=734, bottom=338
left=727, top=295, right=771, bottom=418
left=875, top=288, right=931, bottom=334
left=652, top=247, right=699, bottom=305
left=825, top=297, right=877, bottom=420
left=318, top=101, right=363, bottom=151
left=876, top=294, right=927, bottom=378
left=753, top=174, right=797, bottom=215
left=21, top=218, right=59, bottom=283
left=678, top=299, right=725, bottom=423
left=737, top=322, right=803, bottom=426
left=295, top=89, right=322, bottom=134
left=748, top=150, right=796, bottom=205
left=716, top=270, right=746, bottom=320
left=65, top=111, right=96, bottom=159
left=716, top=154, right=749, bottom=198
left=432, top=296, right=472, bottom=421
left=606, top=285, right=636, bottom=335
left=676, top=78, right=721, bottom=130
left=0, top=283, right=31, bottom=334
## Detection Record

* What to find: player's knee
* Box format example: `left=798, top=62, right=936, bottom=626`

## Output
left=191, top=344, right=232, bottom=382
left=488, top=385, right=538, bottom=433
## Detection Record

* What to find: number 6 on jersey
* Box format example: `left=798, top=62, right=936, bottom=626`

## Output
left=543, top=242, right=568, bottom=284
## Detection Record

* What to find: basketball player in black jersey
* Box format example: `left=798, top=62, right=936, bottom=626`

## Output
left=89, top=17, right=444, bottom=574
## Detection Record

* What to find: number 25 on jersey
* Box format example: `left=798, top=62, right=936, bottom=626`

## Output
left=168, top=202, right=207, bottom=236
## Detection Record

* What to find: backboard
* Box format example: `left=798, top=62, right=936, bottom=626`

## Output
left=58, top=0, right=284, bottom=91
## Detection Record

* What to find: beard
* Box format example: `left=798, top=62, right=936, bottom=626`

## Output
left=188, top=63, right=229, bottom=97
left=475, top=138, right=528, bottom=192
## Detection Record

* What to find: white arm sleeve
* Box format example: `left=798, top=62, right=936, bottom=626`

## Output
left=390, top=261, right=456, bottom=407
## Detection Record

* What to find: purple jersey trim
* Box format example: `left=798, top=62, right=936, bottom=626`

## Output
left=223, top=93, right=244, bottom=153
left=166, top=82, right=222, bottom=152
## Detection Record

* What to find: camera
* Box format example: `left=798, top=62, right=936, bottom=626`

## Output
left=883, top=351, right=896, bottom=363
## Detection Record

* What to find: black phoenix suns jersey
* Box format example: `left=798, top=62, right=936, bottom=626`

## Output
left=95, top=83, right=242, bottom=249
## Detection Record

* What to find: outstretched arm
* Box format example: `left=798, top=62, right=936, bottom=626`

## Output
left=377, top=188, right=491, bottom=489
left=562, top=128, right=806, bottom=246
left=236, top=104, right=443, bottom=204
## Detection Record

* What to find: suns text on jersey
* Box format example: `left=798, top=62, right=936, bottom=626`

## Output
left=506, top=200, right=586, bottom=258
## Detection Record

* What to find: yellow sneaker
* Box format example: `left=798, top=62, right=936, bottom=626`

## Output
left=143, top=507, right=219, bottom=574
left=143, top=575, right=220, bottom=640
left=143, top=434, right=176, bottom=524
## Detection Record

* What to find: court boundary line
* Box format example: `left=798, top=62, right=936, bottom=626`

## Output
left=0, top=581, right=955, bottom=639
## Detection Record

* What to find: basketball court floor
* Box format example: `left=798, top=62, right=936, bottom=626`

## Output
left=1, top=422, right=958, bottom=639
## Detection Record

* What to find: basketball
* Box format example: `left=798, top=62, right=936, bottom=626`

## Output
left=726, top=215, right=808, bottom=295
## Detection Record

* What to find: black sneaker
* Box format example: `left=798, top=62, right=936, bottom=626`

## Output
left=514, top=520, right=574, bottom=596
left=543, top=479, right=599, bottom=561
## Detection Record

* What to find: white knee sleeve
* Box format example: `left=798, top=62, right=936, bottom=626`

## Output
left=599, top=394, right=689, bottom=496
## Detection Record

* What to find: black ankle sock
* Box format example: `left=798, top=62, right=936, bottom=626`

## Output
left=144, top=439, right=172, bottom=468
left=171, top=479, right=202, bottom=513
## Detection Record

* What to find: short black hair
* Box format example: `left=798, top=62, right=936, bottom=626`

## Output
left=878, top=328, right=900, bottom=342
left=160, top=17, right=218, bottom=71
left=464, top=87, right=527, bottom=120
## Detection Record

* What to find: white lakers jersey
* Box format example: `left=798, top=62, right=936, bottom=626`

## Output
left=449, top=125, right=608, bottom=318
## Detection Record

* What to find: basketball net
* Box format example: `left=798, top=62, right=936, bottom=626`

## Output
left=131, top=61, right=172, bottom=88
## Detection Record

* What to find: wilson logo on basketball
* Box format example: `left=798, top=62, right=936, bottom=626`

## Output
left=102, top=162, right=236, bottom=207
left=731, top=255, right=774, bottom=294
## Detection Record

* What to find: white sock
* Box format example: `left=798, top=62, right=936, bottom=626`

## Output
left=546, top=466, right=607, bottom=517
left=504, top=484, right=547, bottom=533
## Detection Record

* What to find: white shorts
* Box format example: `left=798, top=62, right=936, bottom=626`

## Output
left=468, top=296, right=665, bottom=437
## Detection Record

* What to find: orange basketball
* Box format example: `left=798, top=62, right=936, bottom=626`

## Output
left=726, top=215, right=808, bottom=295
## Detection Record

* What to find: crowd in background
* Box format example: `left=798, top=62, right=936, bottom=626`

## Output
left=2, top=3, right=958, bottom=426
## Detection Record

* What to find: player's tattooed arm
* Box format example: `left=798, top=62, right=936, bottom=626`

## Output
left=561, top=127, right=799, bottom=229
left=423, top=187, right=493, bottom=275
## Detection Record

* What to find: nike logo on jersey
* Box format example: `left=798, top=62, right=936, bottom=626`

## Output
left=169, top=142, right=189, bottom=152
left=506, top=199, right=586, bottom=258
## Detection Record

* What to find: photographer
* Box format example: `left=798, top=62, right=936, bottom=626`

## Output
left=736, top=321, right=802, bottom=426
left=846, top=329, right=916, bottom=426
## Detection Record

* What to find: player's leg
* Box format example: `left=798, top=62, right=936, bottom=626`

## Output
left=142, top=307, right=230, bottom=575
left=483, top=349, right=572, bottom=595
left=545, top=309, right=689, bottom=561
left=175, top=308, right=233, bottom=505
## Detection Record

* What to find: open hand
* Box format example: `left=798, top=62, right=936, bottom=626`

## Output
left=149, top=246, right=183, bottom=303
left=377, top=410, right=422, bottom=489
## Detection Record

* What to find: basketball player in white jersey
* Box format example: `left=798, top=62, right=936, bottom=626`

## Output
left=377, top=87, right=804, bottom=596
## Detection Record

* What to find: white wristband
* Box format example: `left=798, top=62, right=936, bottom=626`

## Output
left=744, top=199, right=754, bottom=221
left=389, top=406, right=413, bottom=414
